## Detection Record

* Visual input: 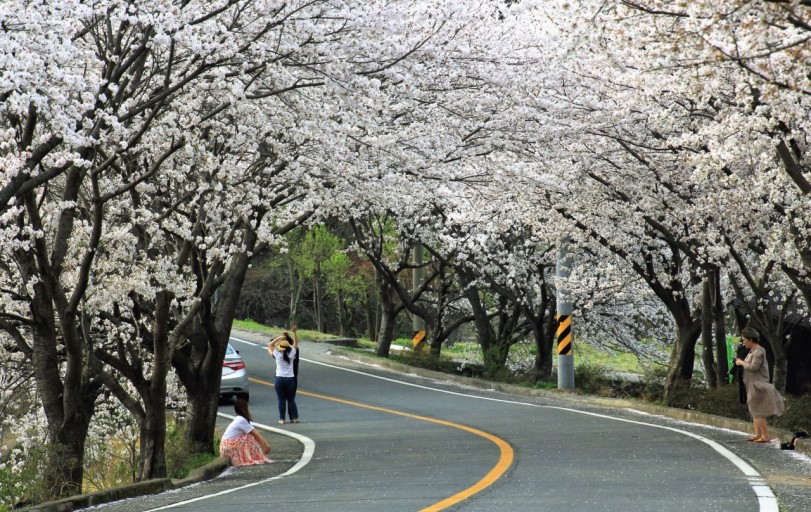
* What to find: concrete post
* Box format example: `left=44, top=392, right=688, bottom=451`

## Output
left=557, top=239, right=575, bottom=390
left=412, top=242, right=426, bottom=336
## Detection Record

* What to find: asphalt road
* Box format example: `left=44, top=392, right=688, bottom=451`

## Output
left=84, top=332, right=811, bottom=512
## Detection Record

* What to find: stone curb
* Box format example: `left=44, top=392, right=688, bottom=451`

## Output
left=23, top=458, right=231, bottom=512
left=169, top=457, right=231, bottom=489
left=335, top=347, right=811, bottom=456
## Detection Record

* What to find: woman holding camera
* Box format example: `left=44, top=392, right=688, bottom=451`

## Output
left=733, top=327, right=785, bottom=443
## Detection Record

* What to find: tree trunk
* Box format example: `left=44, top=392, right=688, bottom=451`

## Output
left=313, top=271, right=324, bottom=332
left=663, top=319, right=701, bottom=403
left=463, top=284, right=507, bottom=374
left=375, top=286, right=383, bottom=343
left=763, top=332, right=789, bottom=393
left=376, top=279, right=398, bottom=357
left=365, top=286, right=377, bottom=342
left=711, top=269, right=729, bottom=386
left=177, top=229, right=256, bottom=455
left=96, top=365, right=169, bottom=482
left=21, top=184, right=102, bottom=499
left=180, top=305, right=235, bottom=455
left=466, top=286, right=493, bottom=359
left=138, top=397, right=167, bottom=480
left=701, top=276, right=717, bottom=388
left=529, top=294, right=556, bottom=383
left=179, top=293, right=233, bottom=455
left=47, top=406, right=95, bottom=499
left=772, top=352, right=788, bottom=393
left=138, top=289, right=171, bottom=479
left=337, top=288, right=346, bottom=337
left=287, top=258, right=304, bottom=326
left=31, top=301, right=99, bottom=498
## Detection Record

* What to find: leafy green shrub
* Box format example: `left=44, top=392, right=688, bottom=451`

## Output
left=574, top=361, right=612, bottom=395
left=692, top=384, right=750, bottom=421
left=164, top=418, right=217, bottom=480
left=641, top=366, right=668, bottom=403
left=661, top=378, right=702, bottom=410
left=0, top=443, right=51, bottom=511
left=572, top=362, right=646, bottom=398
left=533, top=380, right=557, bottom=390
left=83, top=409, right=139, bottom=492
left=774, top=394, right=811, bottom=434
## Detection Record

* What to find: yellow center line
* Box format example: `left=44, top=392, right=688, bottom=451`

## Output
left=249, top=377, right=514, bottom=511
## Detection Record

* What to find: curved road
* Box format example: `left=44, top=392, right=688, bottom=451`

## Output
left=88, top=333, right=811, bottom=512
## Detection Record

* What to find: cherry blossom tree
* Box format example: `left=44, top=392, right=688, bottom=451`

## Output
left=9, top=0, right=811, bottom=501
left=0, top=0, right=345, bottom=493
left=578, top=0, right=811, bottom=392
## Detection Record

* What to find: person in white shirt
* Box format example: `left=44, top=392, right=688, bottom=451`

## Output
left=268, top=326, right=300, bottom=424
left=219, top=399, right=271, bottom=466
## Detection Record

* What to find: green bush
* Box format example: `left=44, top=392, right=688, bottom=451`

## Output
left=641, top=366, right=668, bottom=403
left=164, top=418, right=217, bottom=480
left=533, top=380, right=557, bottom=390
left=692, top=384, right=750, bottom=421
left=774, top=394, right=811, bottom=434
left=574, top=361, right=612, bottom=395
left=0, top=443, right=51, bottom=511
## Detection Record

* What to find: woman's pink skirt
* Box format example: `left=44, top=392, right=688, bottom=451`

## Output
left=220, top=434, right=271, bottom=466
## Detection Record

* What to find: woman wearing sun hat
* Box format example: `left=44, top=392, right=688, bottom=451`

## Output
left=268, top=327, right=300, bottom=424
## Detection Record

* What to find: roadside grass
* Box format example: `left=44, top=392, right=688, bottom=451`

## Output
left=572, top=343, right=644, bottom=375
left=164, top=418, right=219, bottom=480
left=232, top=319, right=337, bottom=342
left=82, top=416, right=218, bottom=492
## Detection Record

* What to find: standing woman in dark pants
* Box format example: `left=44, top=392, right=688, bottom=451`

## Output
left=268, top=330, right=299, bottom=424
left=289, top=325, right=300, bottom=422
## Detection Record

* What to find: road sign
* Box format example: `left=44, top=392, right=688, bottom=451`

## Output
left=412, top=330, right=426, bottom=348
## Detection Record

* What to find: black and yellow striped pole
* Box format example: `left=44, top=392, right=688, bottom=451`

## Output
left=412, top=242, right=426, bottom=349
left=556, top=314, right=572, bottom=356
left=556, top=239, right=575, bottom=390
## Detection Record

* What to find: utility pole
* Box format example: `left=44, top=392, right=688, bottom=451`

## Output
left=556, top=239, right=575, bottom=390
left=412, top=242, right=426, bottom=347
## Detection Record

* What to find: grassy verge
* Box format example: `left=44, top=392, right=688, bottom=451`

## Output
left=232, top=320, right=338, bottom=341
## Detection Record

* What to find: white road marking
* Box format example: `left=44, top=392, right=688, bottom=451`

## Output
left=144, top=417, right=315, bottom=511
left=143, top=334, right=312, bottom=510
left=225, top=336, right=778, bottom=512
left=304, top=356, right=779, bottom=512
left=230, top=336, right=260, bottom=347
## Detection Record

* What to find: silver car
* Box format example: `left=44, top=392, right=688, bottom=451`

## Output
left=220, top=343, right=250, bottom=401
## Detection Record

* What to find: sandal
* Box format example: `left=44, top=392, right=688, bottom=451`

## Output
left=754, top=439, right=771, bottom=443
left=278, top=420, right=285, bottom=425
left=745, top=437, right=758, bottom=442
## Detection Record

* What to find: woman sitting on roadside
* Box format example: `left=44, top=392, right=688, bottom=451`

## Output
left=219, top=399, right=271, bottom=466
